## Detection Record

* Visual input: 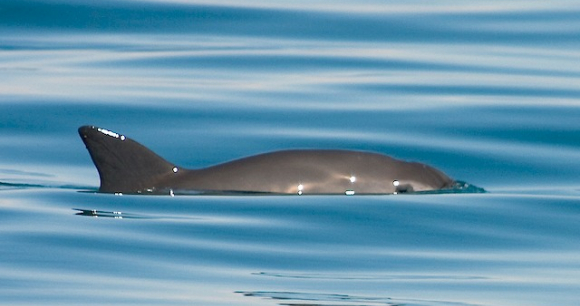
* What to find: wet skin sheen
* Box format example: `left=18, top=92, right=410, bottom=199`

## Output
left=79, top=125, right=455, bottom=195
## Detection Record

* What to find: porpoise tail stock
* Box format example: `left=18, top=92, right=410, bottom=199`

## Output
left=79, top=125, right=484, bottom=195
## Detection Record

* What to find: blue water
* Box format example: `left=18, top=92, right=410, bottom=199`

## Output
left=1, top=1, right=580, bottom=305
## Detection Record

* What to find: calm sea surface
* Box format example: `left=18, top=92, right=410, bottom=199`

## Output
left=1, top=1, right=580, bottom=305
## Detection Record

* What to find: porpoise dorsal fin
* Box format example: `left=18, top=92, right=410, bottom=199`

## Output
left=78, top=125, right=178, bottom=193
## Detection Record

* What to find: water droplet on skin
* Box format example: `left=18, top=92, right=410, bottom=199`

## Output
left=297, top=184, right=304, bottom=195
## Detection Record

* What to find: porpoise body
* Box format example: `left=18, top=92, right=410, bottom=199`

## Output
left=79, top=125, right=461, bottom=195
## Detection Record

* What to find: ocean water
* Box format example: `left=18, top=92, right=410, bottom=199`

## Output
left=1, top=0, right=580, bottom=305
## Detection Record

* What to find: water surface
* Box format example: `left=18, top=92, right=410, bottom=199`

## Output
left=1, top=1, right=580, bottom=305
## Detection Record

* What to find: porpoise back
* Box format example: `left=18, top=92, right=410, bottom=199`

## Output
left=79, top=125, right=457, bottom=195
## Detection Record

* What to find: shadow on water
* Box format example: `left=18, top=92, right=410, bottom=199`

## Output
left=73, top=208, right=150, bottom=219
left=252, top=272, right=489, bottom=281
left=236, top=291, right=481, bottom=306
left=0, top=181, right=46, bottom=190
left=0, top=181, right=95, bottom=191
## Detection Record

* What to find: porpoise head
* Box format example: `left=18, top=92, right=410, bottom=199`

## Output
left=388, top=162, right=455, bottom=193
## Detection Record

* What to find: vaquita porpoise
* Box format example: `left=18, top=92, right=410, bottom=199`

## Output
left=79, top=125, right=481, bottom=195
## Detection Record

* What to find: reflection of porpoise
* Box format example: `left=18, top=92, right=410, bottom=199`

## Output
left=79, top=125, right=458, bottom=195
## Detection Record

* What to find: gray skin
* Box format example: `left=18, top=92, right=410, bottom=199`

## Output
left=79, top=125, right=455, bottom=195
